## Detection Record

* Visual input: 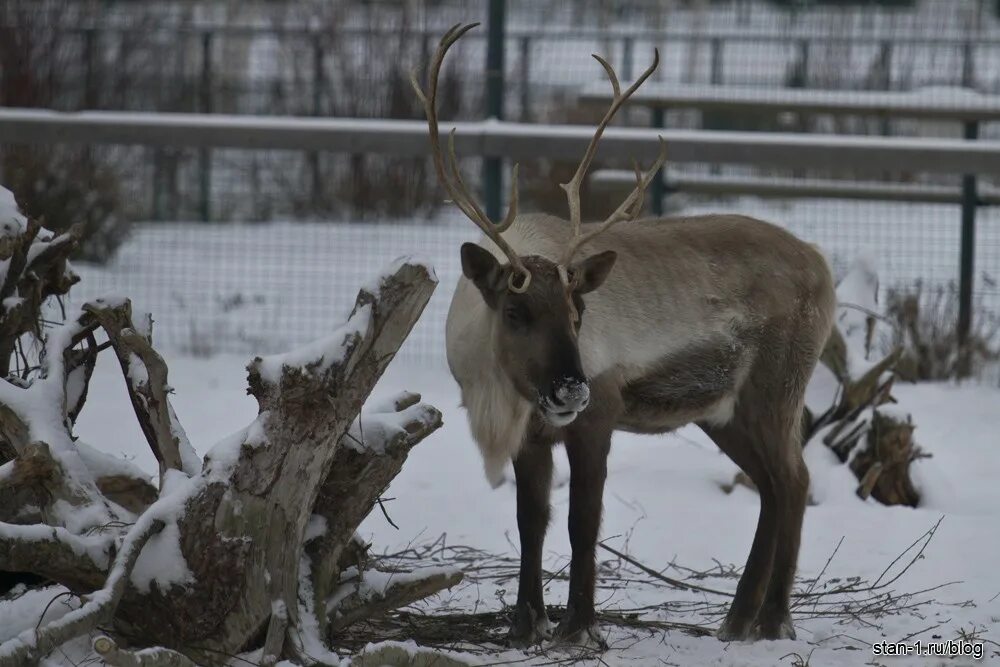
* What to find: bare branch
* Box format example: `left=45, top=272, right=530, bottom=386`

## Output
left=112, top=262, right=438, bottom=657
left=598, top=541, right=734, bottom=597
left=83, top=298, right=199, bottom=484
left=66, top=331, right=99, bottom=424
left=330, top=569, right=463, bottom=633
left=0, top=222, right=82, bottom=378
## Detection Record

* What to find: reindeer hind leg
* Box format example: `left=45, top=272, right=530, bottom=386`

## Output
left=701, top=418, right=779, bottom=642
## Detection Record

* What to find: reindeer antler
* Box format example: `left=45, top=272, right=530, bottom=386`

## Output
left=557, top=50, right=668, bottom=298
left=410, top=23, right=531, bottom=293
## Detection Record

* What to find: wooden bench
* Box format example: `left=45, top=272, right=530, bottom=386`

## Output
left=589, top=169, right=1000, bottom=206
left=579, top=82, right=1000, bottom=213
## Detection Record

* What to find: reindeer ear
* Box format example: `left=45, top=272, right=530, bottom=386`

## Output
left=570, top=250, right=617, bottom=294
left=461, top=243, right=506, bottom=308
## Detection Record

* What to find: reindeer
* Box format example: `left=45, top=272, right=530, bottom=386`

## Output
left=411, top=24, right=836, bottom=646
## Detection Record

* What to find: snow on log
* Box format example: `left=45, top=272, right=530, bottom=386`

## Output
left=0, top=521, right=110, bottom=591
left=306, top=390, right=444, bottom=634
left=106, top=260, right=438, bottom=661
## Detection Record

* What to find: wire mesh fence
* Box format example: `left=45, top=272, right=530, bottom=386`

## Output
left=2, top=0, right=999, bottom=367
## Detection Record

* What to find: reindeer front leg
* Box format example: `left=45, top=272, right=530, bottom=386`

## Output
left=557, top=417, right=615, bottom=647
left=510, top=437, right=554, bottom=647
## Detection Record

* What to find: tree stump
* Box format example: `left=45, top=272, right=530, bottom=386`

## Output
left=0, top=195, right=462, bottom=665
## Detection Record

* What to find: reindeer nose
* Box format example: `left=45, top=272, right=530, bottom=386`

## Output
left=550, top=378, right=590, bottom=412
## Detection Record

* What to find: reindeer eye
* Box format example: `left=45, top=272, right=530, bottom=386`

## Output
left=504, top=304, right=530, bottom=329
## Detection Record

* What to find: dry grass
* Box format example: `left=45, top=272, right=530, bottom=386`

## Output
left=885, top=281, right=1000, bottom=381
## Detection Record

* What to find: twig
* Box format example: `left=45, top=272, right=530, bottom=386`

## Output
left=377, top=496, right=399, bottom=530
left=597, top=541, right=733, bottom=597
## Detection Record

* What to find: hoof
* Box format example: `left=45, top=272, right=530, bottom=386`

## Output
left=755, top=614, right=796, bottom=640
left=716, top=616, right=754, bottom=642
left=508, top=607, right=552, bottom=648
left=552, top=621, right=608, bottom=650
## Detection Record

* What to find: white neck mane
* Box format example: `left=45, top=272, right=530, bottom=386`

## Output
left=446, top=279, right=532, bottom=488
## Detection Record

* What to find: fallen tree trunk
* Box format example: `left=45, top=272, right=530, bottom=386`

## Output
left=0, top=195, right=459, bottom=665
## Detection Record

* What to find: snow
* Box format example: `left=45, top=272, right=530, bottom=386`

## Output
left=834, top=255, right=883, bottom=381
left=361, top=255, right=438, bottom=297
left=0, top=586, right=79, bottom=644
left=0, top=346, right=976, bottom=664
left=63, top=198, right=1000, bottom=370
left=0, top=185, right=27, bottom=239
left=254, top=303, right=372, bottom=385
left=304, top=514, right=328, bottom=543
left=126, top=351, right=148, bottom=387
left=0, top=523, right=110, bottom=570
left=294, top=554, right=344, bottom=666
left=345, top=403, right=431, bottom=455
left=130, top=520, right=194, bottom=594
left=117, top=466, right=201, bottom=594
left=74, top=440, right=151, bottom=483
left=2, top=296, right=23, bottom=311
left=203, top=422, right=254, bottom=482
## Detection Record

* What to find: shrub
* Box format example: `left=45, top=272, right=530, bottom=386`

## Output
left=2, top=147, right=129, bottom=263
left=885, top=280, right=1000, bottom=381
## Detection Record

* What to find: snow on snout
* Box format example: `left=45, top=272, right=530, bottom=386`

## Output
left=554, top=377, right=590, bottom=408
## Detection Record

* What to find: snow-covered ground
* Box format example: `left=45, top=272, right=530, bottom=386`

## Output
left=3, top=346, right=995, bottom=665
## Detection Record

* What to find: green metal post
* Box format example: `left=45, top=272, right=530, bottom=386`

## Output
left=958, top=120, right=979, bottom=377
left=311, top=34, right=324, bottom=210
left=199, top=31, right=213, bottom=223
left=710, top=38, right=723, bottom=85
left=483, top=0, right=505, bottom=222
left=650, top=106, right=665, bottom=215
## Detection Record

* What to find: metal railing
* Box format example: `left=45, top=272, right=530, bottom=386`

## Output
left=3, top=109, right=999, bottom=173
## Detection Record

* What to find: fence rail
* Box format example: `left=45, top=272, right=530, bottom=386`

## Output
left=3, top=109, right=1000, bottom=175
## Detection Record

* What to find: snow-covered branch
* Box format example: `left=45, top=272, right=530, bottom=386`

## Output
left=0, top=521, right=110, bottom=591
left=82, top=297, right=200, bottom=484
left=0, top=518, right=164, bottom=667
left=307, top=391, right=443, bottom=634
